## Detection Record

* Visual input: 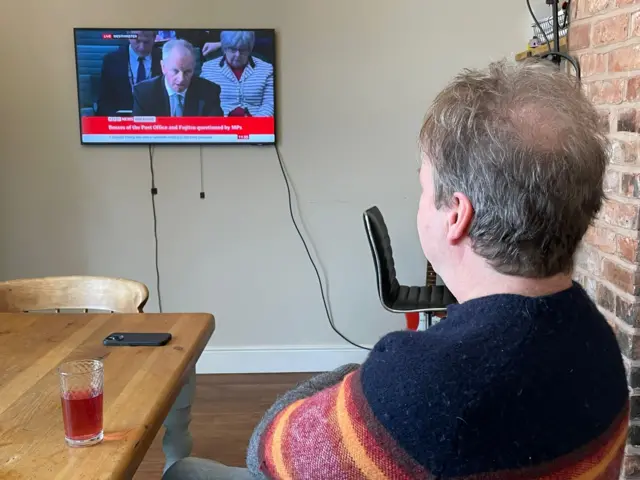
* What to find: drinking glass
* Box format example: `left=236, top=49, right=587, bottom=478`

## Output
left=58, top=359, right=104, bottom=447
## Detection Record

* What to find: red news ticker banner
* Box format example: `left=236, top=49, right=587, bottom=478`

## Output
left=81, top=116, right=275, bottom=136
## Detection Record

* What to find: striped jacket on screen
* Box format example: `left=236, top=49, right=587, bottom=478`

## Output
left=200, top=56, right=274, bottom=117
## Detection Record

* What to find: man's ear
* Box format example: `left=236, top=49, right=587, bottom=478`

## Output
left=446, top=192, right=474, bottom=243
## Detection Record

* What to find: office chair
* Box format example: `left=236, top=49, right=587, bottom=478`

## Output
left=363, top=206, right=457, bottom=328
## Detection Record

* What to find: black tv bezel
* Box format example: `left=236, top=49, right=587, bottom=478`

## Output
left=72, top=27, right=278, bottom=147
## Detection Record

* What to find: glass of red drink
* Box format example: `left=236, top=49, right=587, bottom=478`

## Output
left=58, top=359, right=104, bottom=447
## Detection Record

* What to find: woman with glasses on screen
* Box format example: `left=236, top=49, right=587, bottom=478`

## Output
left=199, top=30, right=274, bottom=118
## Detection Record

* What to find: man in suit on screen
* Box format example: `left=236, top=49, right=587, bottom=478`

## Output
left=132, top=39, right=223, bottom=117
left=96, top=30, right=162, bottom=116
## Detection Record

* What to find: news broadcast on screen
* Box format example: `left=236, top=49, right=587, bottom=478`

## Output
left=73, top=28, right=276, bottom=145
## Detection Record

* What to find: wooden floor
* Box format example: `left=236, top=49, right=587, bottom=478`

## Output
left=134, top=373, right=314, bottom=479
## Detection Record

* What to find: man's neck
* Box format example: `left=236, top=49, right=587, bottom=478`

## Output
left=129, top=45, right=149, bottom=59
left=446, top=260, right=574, bottom=303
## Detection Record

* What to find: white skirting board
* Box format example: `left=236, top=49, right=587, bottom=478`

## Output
left=195, top=345, right=372, bottom=374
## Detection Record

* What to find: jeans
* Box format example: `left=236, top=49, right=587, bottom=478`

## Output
left=162, top=458, right=253, bottom=480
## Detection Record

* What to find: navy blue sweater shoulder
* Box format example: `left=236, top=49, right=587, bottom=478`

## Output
left=360, top=283, right=628, bottom=477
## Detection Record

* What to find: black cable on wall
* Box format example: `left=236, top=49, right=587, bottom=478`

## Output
left=148, top=145, right=163, bottom=313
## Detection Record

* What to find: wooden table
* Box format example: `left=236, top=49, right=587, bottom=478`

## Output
left=0, top=312, right=215, bottom=479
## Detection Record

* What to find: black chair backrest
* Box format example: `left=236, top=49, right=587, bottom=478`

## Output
left=363, top=206, right=400, bottom=306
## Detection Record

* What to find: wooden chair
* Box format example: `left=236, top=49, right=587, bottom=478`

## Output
left=0, top=275, right=192, bottom=473
left=0, top=275, right=149, bottom=313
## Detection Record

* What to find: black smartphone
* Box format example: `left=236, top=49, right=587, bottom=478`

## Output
left=103, top=332, right=172, bottom=347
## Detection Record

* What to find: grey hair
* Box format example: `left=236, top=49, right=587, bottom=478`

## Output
left=220, top=30, right=255, bottom=51
left=419, top=59, right=608, bottom=278
left=162, top=39, right=195, bottom=61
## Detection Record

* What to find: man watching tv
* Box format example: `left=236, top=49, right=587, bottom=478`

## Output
left=164, top=59, right=629, bottom=479
left=133, top=39, right=223, bottom=117
left=96, top=30, right=161, bottom=116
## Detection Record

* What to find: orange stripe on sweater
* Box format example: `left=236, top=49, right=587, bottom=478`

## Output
left=457, top=405, right=628, bottom=480
left=343, top=372, right=419, bottom=479
left=529, top=408, right=628, bottom=480
left=269, top=399, right=304, bottom=480
left=336, top=373, right=389, bottom=480
left=566, top=414, right=627, bottom=480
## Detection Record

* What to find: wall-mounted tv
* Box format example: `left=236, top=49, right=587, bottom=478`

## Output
left=73, top=28, right=276, bottom=145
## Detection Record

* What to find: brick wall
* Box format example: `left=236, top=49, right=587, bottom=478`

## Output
left=570, top=0, right=640, bottom=477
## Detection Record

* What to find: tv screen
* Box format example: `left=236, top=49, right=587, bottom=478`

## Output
left=73, top=28, right=276, bottom=145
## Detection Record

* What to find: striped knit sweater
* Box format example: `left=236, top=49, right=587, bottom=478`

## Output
left=247, top=283, right=629, bottom=479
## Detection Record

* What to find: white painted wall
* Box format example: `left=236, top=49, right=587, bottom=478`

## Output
left=0, top=0, right=531, bottom=372
left=530, top=0, right=553, bottom=21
